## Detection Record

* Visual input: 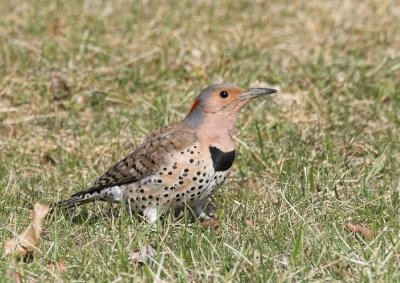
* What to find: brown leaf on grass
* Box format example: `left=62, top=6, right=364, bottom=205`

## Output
left=394, top=247, right=400, bottom=264
left=129, top=244, right=156, bottom=265
left=201, top=218, right=219, bottom=229
left=187, top=271, right=196, bottom=283
left=40, top=152, right=58, bottom=165
left=7, top=126, right=18, bottom=138
left=49, top=73, right=70, bottom=100
left=245, top=218, right=254, bottom=227
left=4, top=203, right=51, bottom=258
left=47, top=17, right=63, bottom=36
left=47, top=260, right=68, bottom=273
left=345, top=222, right=374, bottom=241
left=268, top=186, right=280, bottom=206
left=6, top=269, right=22, bottom=283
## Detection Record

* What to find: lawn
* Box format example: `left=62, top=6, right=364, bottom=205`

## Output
left=1, top=0, right=399, bottom=281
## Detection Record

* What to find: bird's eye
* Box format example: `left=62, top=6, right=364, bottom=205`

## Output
left=219, top=91, right=229, bottom=98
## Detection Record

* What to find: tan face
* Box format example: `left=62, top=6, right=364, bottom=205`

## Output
left=189, top=85, right=248, bottom=116
left=186, top=83, right=277, bottom=124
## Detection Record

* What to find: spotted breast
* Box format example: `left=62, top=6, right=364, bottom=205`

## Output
left=122, top=142, right=234, bottom=219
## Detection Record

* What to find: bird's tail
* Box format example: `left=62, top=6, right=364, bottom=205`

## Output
left=51, top=186, right=122, bottom=209
left=51, top=187, right=103, bottom=209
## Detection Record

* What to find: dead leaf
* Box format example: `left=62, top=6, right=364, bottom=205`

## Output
left=187, top=270, right=200, bottom=283
left=345, top=222, right=374, bottom=241
left=129, top=244, right=156, bottom=265
left=47, top=260, right=68, bottom=273
left=7, top=126, right=18, bottom=138
left=47, top=17, right=63, bottom=36
left=40, top=152, right=58, bottom=165
left=201, top=218, right=219, bottom=229
left=7, top=269, right=22, bottom=283
left=4, top=203, right=51, bottom=258
left=268, top=187, right=280, bottom=206
left=393, top=247, right=400, bottom=264
left=49, top=73, right=70, bottom=100
left=245, top=218, right=254, bottom=226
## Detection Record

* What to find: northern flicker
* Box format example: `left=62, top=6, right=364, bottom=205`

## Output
left=56, top=83, right=277, bottom=223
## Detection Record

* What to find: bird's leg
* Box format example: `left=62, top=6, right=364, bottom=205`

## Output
left=192, top=200, right=216, bottom=220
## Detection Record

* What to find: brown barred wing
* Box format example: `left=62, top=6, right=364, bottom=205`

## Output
left=91, top=122, right=196, bottom=190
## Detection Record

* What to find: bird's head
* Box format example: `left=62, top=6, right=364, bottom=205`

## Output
left=184, top=83, right=277, bottom=126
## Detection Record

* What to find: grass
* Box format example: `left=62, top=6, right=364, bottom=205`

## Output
left=1, top=0, right=400, bottom=281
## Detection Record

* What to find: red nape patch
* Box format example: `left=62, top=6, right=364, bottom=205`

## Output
left=189, top=99, right=201, bottom=113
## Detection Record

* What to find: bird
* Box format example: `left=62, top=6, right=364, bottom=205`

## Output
left=55, top=83, right=277, bottom=223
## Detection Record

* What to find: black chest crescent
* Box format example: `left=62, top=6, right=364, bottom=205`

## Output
left=209, top=146, right=236, bottom=172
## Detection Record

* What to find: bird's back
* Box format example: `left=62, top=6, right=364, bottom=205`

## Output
left=57, top=121, right=199, bottom=207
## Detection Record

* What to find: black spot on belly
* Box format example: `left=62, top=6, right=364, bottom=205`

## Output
left=209, top=146, right=235, bottom=172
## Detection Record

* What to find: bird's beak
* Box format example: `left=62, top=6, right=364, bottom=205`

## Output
left=240, top=88, right=278, bottom=101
